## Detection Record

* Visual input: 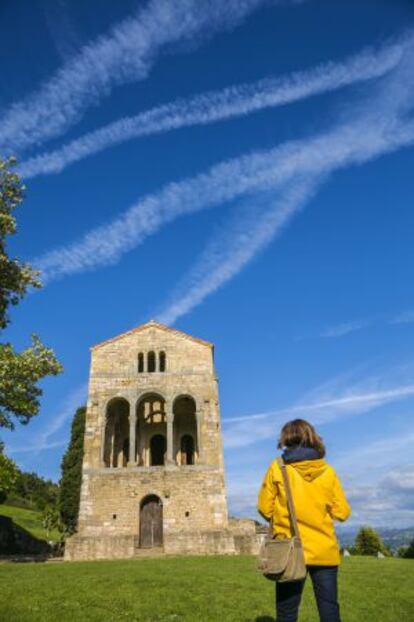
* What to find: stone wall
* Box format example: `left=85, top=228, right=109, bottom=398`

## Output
left=228, top=518, right=262, bottom=555
left=77, top=466, right=229, bottom=537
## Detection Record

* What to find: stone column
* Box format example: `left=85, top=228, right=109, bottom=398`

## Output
left=196, top=413, right=203, bottom=463
left=99, top=403, right=106, bottom=467
left=110, top=423, right=115, bottom=468
left=128, top=403, right=137, bottom=466
left=166, top=413, right=174, bottom=464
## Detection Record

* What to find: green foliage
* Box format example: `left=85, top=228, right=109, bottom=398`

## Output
left=351, top=526, right=391, bottom=556
left=0, top=156, right=63, bottom=430
left=0, top=336, right=63, bottom=429
left=13, top=469, right=59, bottom=511
left=400, top=538, right=414, bottom=559
left=0, top=156, right=40, bottom=329
left=0, top=556, right=413, bottom=621
left=0, top=441, right=18, bottom=503
left=59, top=407, right=86, bottom=533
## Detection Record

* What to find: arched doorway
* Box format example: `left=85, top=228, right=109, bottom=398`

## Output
left=140, top=495, right=163, bottom=548
left=150, top=434, right=166, bottom=466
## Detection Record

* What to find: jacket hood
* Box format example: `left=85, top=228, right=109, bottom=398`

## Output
left=288, top=458, right=328, bottom=481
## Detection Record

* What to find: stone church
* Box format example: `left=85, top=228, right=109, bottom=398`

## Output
left=65, top=321, right=257, bottom=561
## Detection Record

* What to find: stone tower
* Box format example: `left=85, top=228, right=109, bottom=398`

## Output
left=65, top=321, right=236, bottom=560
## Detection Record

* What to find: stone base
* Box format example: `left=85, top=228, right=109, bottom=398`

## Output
left=164, top=530, right=236, bottom=556
left=64, top=518, right=267, bottom=561
left=65, top=534, right=136, bottom=561
left=65, top=529, right=240, bottom=561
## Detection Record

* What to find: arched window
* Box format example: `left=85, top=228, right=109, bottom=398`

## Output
left=103, top=398, right=130, bottom=468
left=150, top=434, right=166, bottom=466
left=159, top=351, right=166, bottom=372
left=138, top=352, right=144, bottom=373
left=173, top=395, right=197, bottom=466
left=147, top=351, right=156, bottom=373
left=181, top=435, right=195, bottom=465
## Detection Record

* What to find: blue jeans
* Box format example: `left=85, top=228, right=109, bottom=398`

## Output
left=276, top=565, right=341, bottom=622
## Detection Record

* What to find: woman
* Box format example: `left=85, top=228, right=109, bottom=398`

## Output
left=258, top=419, right=351, bottom=622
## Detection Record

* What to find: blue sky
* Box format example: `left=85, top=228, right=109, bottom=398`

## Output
left=1, top=0, right=414, bottom=528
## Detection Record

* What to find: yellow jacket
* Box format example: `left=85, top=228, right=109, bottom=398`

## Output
left=258, top=457, right=351, bottom=565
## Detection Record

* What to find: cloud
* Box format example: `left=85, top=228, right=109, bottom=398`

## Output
left=391, top=310, right=414, bottom=325
left=225, top=414, right=414, bottom=525
left=30, top=30, right=414, bottom=292
left=18, top=38, right=403, bottom=178
left=319, top=320, right=370, bottom=338
left=335, top=429, right=414, bottom=475
left=41, top=0, right=81, bottom=62
left=222, top=376, right=414, bottom=448
left=154, top=31, right=414, bottom=325
left=33, top=107, right=414, bottom=284
left=343, top=463, right=414, bottom=527
left=155, top=113, right=414, bottom=323
left=7, top=383, right=87, bottom=455
left=0, top=0, right=273, bottom=154
left=156, top=177, right=323, bottom=324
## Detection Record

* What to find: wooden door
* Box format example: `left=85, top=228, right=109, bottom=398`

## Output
left=140, top=496, right=163, bottom=547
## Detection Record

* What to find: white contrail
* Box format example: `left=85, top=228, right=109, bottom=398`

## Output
left=154, top=119, right=414, bottom=325
left=222, top=383, right=414, bottom=448
left=33, top=116, right=414, bottom=284
left=0, top=0, right=273, bottom=154
left=156, top=177, right=324, bottom=324
left=155, top=33, right=414, bottom=324
left=19, top=40, right=403, bottom=178
left=6, top=383, right=87, bottom=455
left=33, top=32, right=414, bottom=284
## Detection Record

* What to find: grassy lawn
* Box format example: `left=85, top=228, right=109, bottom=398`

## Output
left=0, top=555, right=413, bottom=621
left=0, top=503, right=60, bottom=543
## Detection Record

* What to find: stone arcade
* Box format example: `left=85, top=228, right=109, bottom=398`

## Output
left=65, top=321, right=257, bottom=561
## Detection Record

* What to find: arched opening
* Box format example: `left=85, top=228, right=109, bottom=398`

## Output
left=138, top=352, right=144, bottom=373
left=136, top=394, right=166, bottom=466
left=180, top=434, right=195, bottom=465
left=139, top=494, right=163, bottom=548
left=159, top=351, right=166, bottom=372
left=173, top=395, right=198, bottom=466
left=103, top=398, right=130, bottom=468
left=150, top=434, right=166, bottom=466
left=147, top=351, right=156, bottom=373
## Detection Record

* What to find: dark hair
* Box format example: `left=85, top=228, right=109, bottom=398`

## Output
left=278, top=419, right=326, bottom=457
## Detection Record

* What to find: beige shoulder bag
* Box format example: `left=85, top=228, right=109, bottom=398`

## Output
left=257, top=457, right=307, bottom=582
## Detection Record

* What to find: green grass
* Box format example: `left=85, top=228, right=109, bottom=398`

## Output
left=0, top=503, right=60, bottom=543
left=0, top=555, right=413, bottom=621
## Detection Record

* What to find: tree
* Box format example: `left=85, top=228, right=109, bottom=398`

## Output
left=401, top=539, right=414, bottom=559
left=13, top=470, right=59, bottom=510
left=352, top=526, right=390, bottom=556
left=0, top=156, right=62, bottom=430
left=59, top=407, right=86, bottom=533
left=0, top=441, right=18, bottom=503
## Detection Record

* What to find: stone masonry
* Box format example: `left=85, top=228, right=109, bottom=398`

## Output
left=65, top=321, right=256, bottom=561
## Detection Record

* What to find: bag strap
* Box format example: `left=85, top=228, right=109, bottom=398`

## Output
left=277, top=457, right=301, bottom=541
